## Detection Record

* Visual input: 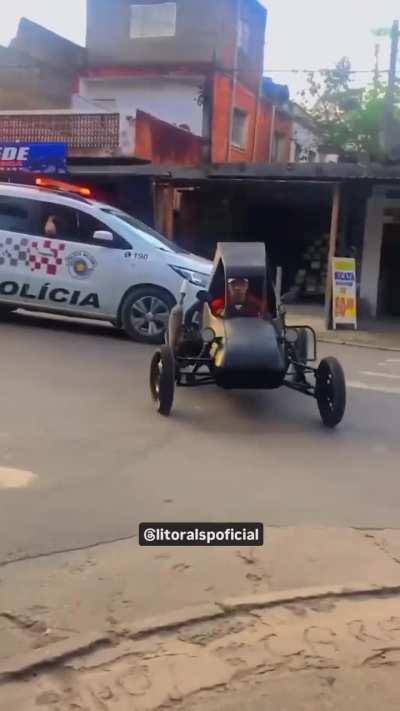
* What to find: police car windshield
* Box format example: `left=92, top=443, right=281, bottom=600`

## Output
left=100, top=208, right=188, bottom=254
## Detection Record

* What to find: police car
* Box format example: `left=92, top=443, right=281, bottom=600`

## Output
left=0, top=183, right=212, bottom=343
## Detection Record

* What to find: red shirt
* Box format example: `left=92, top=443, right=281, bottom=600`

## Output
left=211, top=293, right=264, bottom=317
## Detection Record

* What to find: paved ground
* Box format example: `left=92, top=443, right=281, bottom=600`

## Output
left=2, top=526, right=400, bottom=663
left=287, top=303, right=400, bottom=350
left=0, top=309, right=400, bottom=569
left=3, top=591, right=400, bottom=710
left=1, top=310, right=400, bottom=708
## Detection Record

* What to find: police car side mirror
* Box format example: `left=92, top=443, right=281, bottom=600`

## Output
left=93, top=230, right=113, bottom=242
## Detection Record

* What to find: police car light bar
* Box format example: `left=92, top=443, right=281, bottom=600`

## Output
left=35, top=177, right=92, bottom=197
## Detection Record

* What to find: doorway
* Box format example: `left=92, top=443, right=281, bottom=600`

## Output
left=379, top=223, right=400, bottom=316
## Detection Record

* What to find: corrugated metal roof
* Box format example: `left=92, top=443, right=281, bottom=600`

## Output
left=68, top=161, right=400, bottom=182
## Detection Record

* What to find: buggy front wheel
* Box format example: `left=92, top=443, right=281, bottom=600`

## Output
left=150, top=346, right=175, bottom=416
left=316, top=357, right=346, bottom=428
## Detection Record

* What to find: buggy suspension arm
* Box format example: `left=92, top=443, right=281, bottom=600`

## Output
left=283, top=362, right=317, bottom=398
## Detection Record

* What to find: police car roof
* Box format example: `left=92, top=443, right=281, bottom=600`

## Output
left=0, top=182, right=95, bottom=208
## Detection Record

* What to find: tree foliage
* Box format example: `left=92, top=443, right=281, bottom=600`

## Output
left=300, top=56, right=400, bottom=160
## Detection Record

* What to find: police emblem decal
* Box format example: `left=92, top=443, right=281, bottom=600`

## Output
left=67, top=251, right=97, bottom=279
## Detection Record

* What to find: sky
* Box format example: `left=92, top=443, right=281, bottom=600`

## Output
left=0, top=0, right=398, bottom=100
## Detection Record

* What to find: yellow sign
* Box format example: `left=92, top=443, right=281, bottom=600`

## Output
left=332, top=257, right=357, bottom=329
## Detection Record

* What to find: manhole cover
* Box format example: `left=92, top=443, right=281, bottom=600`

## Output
left=0, top=468, right=37, bottom=489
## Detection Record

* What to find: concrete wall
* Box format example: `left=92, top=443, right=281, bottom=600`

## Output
left=78, top=76, right=204, bottom=135
left=86, top=0, right=266, bottom=91
left=290, top=120, right=320, bottom=162
left=11, top=18, right=86, bottom=73
left=3, top=17, right=86, bottom=109
left=360, top=188, right=385, bottom=318
left=274, top=111, right=292, bottom=162
left=72, top=90, right=135, bottom=155
left=0, top=46, right=76, bottom=110
left=236, top=0, right=267, bottom=93
left=87, top=0, right=236, bottom=67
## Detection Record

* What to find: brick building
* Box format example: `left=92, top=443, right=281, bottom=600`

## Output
left=0, top=19, right=85, bottom=110
left=0, top=2, right=292, bottom=166
left=76, top=0, right=292, bottom=164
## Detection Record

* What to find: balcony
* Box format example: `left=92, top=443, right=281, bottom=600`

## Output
left=0, top=107, right=204, bottom=165
left=0, top=111, right=121, bottom=156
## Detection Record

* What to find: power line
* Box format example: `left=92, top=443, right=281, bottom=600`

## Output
left=264, top=69, right=390, bottom=74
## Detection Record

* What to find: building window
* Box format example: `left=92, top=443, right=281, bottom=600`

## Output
left=130, top=3, right=177, bottom=39
left=238, top=18, right=250, bottom=53
left=272, top=132, right=286, bottom=162
left=231, top=108, right=248, bottom=149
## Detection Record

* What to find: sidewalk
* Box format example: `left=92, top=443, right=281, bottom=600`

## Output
left=286, top=304, right=400, bottom=351
left=3, top=593, right=400, bottom=711
left=1, top=527, right=400, bottom=709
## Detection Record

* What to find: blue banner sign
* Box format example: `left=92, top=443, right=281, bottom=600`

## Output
left=0, top=143, right=68, bottom=174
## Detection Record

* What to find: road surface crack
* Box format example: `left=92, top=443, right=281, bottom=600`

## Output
left=361, top=531, right=400, bottom=567
left=0, top=534, right=138, bottom=569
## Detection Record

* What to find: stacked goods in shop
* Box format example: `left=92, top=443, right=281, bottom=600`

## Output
left=293, top=234, right=330, bottom=299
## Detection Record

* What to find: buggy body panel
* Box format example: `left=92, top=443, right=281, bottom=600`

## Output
left=199, top=241, right=284, bottom=389
left=217, top=319, right=285, bottom=373
left=210, top=317, right=286, bottom=390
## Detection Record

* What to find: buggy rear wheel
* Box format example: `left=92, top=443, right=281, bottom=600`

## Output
left=316, top=357, right=346, bottom=428
left=150, top=345, right=175, bottom=416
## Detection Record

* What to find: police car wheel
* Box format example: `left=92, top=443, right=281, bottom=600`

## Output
left=121, top=287, right=175, bottom=344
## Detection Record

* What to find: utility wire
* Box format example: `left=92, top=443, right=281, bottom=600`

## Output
left=264, top=69, right=390, bottom=74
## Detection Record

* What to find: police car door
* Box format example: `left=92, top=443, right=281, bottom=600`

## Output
left=36, top=201, right=130, bottom=318
left=0, top=195, right=39, bottom=306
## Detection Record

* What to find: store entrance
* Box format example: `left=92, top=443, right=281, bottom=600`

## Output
left=379, top=223, right=400, bottom=316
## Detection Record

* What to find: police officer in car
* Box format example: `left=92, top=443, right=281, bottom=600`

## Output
left=43, top=215, right=59, bottom=238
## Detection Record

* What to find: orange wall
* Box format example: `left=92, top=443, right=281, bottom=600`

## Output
left=256, top=101, right=272, bottom=161
left=230, top=82, right=258, bottom=162
left=211, top=71, right=292, bottom=164
left=211, top=73, right=232, bottom=163
left=135, top=110, right=203, bottom=166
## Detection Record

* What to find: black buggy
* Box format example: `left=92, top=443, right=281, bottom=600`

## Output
left=149, top=242, right=346, bottom=428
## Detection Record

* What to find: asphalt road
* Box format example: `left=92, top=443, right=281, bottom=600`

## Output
left=0, top=311, right=400, bottom=564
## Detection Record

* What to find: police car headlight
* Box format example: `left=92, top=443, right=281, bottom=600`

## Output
left=170, top=266, right=209, bottom=288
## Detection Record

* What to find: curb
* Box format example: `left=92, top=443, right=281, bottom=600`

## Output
left=317, top=336, right=400, bottom=352
left=0, top=632, right=110, bottom=684
left=218, top=581, right=400, bottom=612
left=1, top=582, right=400, bottom=684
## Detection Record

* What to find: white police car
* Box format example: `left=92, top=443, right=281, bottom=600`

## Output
left=0, top=183, right=212, bottom=343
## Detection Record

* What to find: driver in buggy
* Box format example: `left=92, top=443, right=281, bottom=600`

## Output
left=210, top=277, right=264, bottom=318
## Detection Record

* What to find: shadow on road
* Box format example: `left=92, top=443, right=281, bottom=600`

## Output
left=1, top=310, right=128, bottom=341
left=169, top=387, right=335, bottom=438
